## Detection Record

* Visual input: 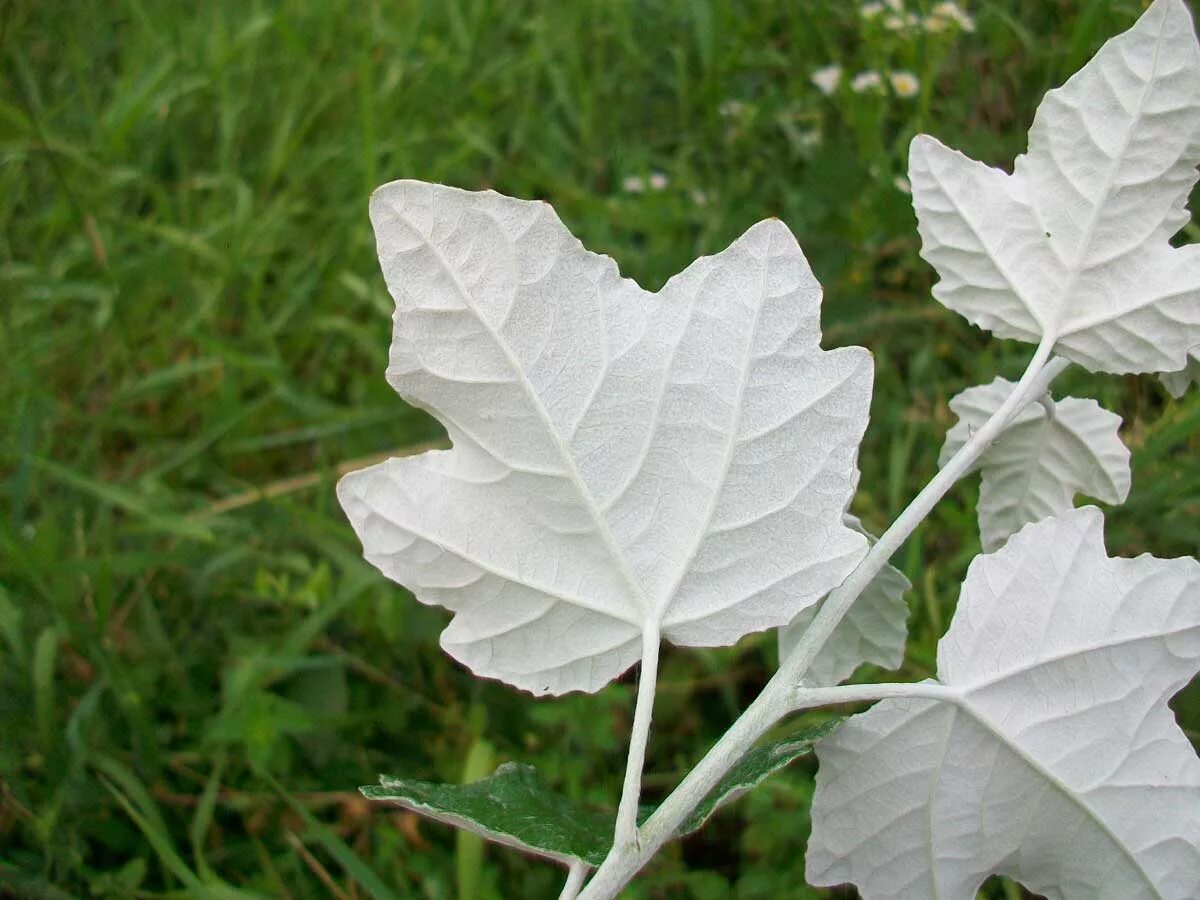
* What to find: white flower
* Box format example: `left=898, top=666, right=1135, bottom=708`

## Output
left=811, top=64, right=843, bottom=96
left=884, top=12, right=920, bottom=30
left=799, top=129, right=822, bottom=149
left=718, top=99, right=746, bottom=118
left=649, top=172, right=669, bottom=191
left=889, top=70, right=920, bottom=98
left=884, top=0, right=904, bottom=10
left=851, top=70, right=884, bottom=93
left=690, top=189, right=709, bottom=207
left=893, top=175, right=912, bottom=194
left=930, top=1, right=976, bottom=32
left=860, top=1, right=885, bottom=18
left=622, top=176, right=645, bottom=194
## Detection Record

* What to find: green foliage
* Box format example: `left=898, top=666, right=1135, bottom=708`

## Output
left=1, top=0, right=1195, bottom=897
left=362, top=723, right=834, bottom=869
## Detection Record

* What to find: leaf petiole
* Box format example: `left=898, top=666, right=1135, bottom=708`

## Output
left=557, top=860, right=588, bottom=900
left=613, top=626, right=661, bottom=852
left=789, top=680, right=956, bottom=712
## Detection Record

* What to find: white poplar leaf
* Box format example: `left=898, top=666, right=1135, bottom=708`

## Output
left=910, top=0, right=1200, bottom=374
left=338, top=181, right=872, bottom=695
left=806, top=508, right=1200, bottom=900
left=1160, top=349, right=1200, bottom=397
left=940, top=377, right=1130, bottom=550
left=778, top=515, right=909, bottom=687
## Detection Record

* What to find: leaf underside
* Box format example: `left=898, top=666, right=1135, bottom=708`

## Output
left=910, top=0, right=1200, bottom=375
left=363, top=723, right=836, bottom=868
left=806, top=508, right=1200, bottom=900
left=940, top=377, right=1130, bottom=551
left=339, top=181, right=872, bottom=695
left=778, top=515, right=909, bottom=687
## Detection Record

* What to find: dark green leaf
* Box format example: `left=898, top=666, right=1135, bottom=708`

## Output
left=363, top=762, right=614, bottom=866
left=362, top=721, right=837, bottom=867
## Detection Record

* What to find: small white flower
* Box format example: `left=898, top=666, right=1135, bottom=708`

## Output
left=690, top=189, right=709, bottom=207
left=718, top=99, right=746, bottom=118
left=860, top=1, right=885, bottom=18
left=931, top=1, right=976, bottom=32
left=884, top=0, right=904, bottom=10
left=649, top=172, right=669, bottom=191
left=884, top=11, right=920, bottom=30
left=622, top=176, right=645, bottom=194
left=889, top=70, right=920, bottom=98
left=811, top=64, right=843, bottom=96
left=851, top=70, right=884, bottom=93
left=893, top=175, right=912, bottom=194
left=923, top=13, right=949, bottom=33
left=799, top=129, right=822, bottom=149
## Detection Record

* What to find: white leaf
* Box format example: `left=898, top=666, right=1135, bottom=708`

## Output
left=1160, top=349, right=1200, bottom=397
left=940, top=377, right=1130, bottom=550
left=910, top=0, right=1200, bottom=374
left=778, top=515, right=909, bottom=687
left=338, top=181, right=872, bottom=695
left=806, top=508, right=1200, bottom=899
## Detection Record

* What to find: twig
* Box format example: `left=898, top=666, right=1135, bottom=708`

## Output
left=285, top=831, right=354, bottom=900
left=190, top=439, right=448, bottom=519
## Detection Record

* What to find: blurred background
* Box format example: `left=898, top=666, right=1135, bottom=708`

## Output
left=2, top=0, right=1198, bottom=897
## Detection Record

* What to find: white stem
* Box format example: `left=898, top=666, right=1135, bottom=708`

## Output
left=613, top=626, right=661, bottom=851
left=1037, top=391, right=1056, bottom=420
left=775, top=341, right=1065, bottom=692
left=578, top=343, right=1069, bottom=900
left=557, top=860, right=588, bottom=900
left=790, top=680, right=956, bottom=712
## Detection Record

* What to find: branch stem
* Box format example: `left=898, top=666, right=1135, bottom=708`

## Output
left=578, top=342, right=1069, bottom=899
left=774, top=340, right=1065, bottom=695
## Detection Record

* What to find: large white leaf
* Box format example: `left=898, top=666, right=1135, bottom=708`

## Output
left=338, top=181, right=872, bottom=695
left=806, top=508, right=1200, bottom=899
left=940, top=377, right=1130, bottom=550
left=910, top=0, right=1200, bottom=374
left=778, top=515, right=909, bottom=687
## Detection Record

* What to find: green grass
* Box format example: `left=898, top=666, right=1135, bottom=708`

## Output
left=2, top=0, right=1198, bottom=897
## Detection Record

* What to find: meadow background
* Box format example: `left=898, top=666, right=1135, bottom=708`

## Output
left=3, top=0, right=1199, bottom=897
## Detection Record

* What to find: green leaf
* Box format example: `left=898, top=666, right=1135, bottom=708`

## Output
left=363, top=762, right=614, bottom=866
left=362, top=721, right=837, bottom=867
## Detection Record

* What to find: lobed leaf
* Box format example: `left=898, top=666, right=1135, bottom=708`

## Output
left=806, top=508, right=1200, bottom=899
left=338, top=182, right=872, bottom=694
left=910, top=0, right=1200, bottom=375
left=940, top=377, right=1130, bottom=550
